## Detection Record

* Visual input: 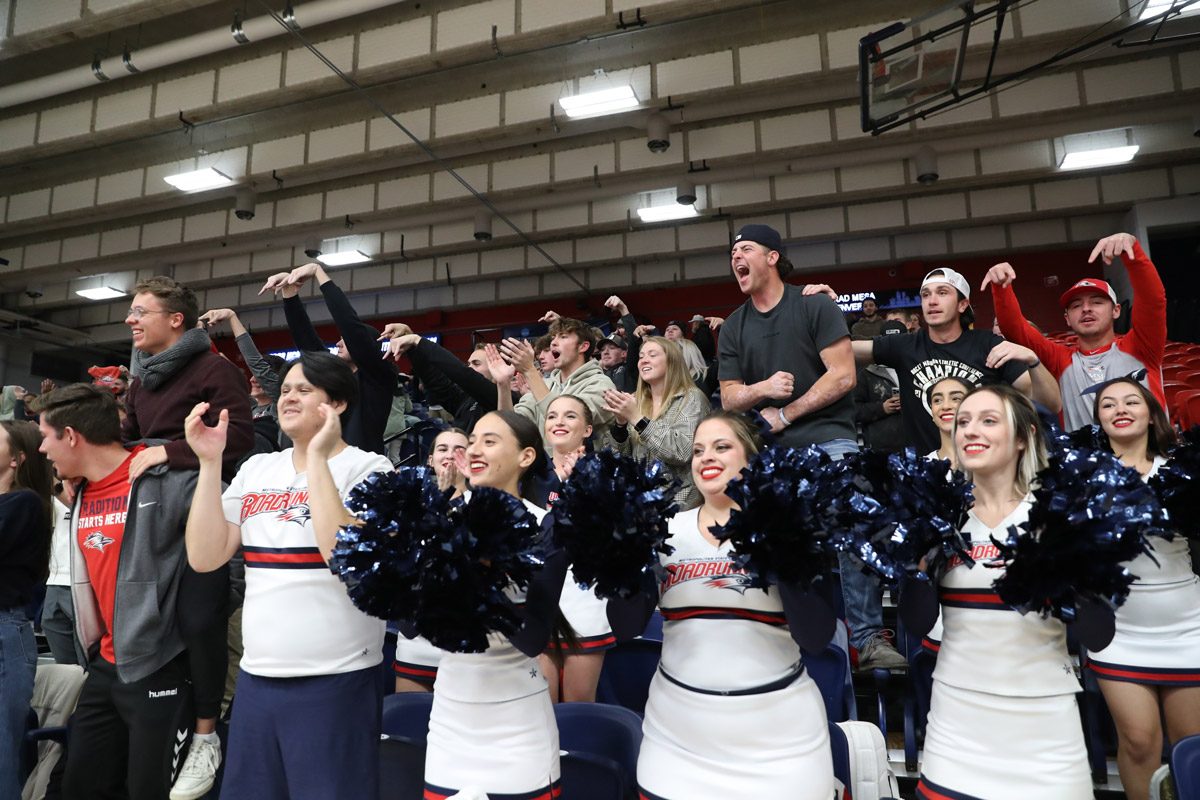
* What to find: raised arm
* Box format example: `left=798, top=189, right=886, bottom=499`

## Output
left=306, top=404, right=358, bottom=562
left=183, top=403, right=242, bottom=572
left=983, top=262, right=1072, bottom=375
left=200, top=308, right=282, bottom=401
left=1100, top=235, right=1166, bottom=364
left=262, top=270, right=325, bottom=353
left=407, top=338, right=498, bottom=411
left=309, top=265, right=397, bottom=386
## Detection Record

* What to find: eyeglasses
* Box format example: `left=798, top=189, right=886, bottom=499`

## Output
left=125, top=307, right=173, bottom=320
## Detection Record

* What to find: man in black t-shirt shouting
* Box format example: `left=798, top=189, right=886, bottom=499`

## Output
left=848, top=268, right=1060, bottom=454
left=718, top=223, right=906, bottom=671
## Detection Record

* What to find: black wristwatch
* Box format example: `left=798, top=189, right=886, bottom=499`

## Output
left=634, top=417, right=651, bottom=434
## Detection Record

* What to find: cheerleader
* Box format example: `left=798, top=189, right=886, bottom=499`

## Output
left=916, top=383, right=1091, bottom=799
left=423, top=410, right=563, bottom=800
left=392, top=428, right=468, bottom=693
left=637, top=410, right=835, bottom=800
left=1085, top=377, right=1200, bottom=800
left=921, top=376, right=970, bottom=654
left=925, top=376, right=970, bottom=468
left=541, top=394, right=613, bottom=703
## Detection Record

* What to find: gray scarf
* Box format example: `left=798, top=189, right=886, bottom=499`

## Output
left=130, top=328, right=213, bottom=390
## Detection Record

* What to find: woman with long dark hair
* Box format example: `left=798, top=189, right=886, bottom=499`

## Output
left=916, top=384, right=1091, bottom=799
left=420, top=410, right=564, bottom=799
left=637, top=410, right=834, bottom=799
left=0, top=420, right=54, bottom=800
left=1085, top=377, right=1200, bottom=800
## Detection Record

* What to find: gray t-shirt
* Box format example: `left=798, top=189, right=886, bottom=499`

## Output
left=718, top=284, right=857, bottom=448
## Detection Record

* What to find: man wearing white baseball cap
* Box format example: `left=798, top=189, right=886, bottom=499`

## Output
left=841, top=266, right=1060, bottom=455
left=982, top=232, right=1167, bottom=431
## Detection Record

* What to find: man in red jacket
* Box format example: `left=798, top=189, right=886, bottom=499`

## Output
left=122, top=275, right=254, bottom=799
left=982, top=232, right=1167, bottom=431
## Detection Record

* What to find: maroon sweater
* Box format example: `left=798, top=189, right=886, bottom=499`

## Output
left=122, top=349, right=254, bottom=479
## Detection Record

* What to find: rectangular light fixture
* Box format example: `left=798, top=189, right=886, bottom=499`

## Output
left=1059, top=145, right=1139, bottom=171
left=1140, top=0, right=1200, bottom=19
left=636, top=204, right=699, bottom=223
left=163, top=167, right=234, bottom=192
left=316, top=249, right=371, bottom=266
left=76, top=286, right=127, bottom=301
left=558, top=86, right=638, bottom=119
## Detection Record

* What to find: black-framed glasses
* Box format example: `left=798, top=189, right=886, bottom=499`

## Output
left=126, top=307, right=173, bottom=320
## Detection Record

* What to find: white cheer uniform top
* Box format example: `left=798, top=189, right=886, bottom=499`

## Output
left=1126, top=457, right=1193, bottom=585
left=222, top=446, right=392, bottom=678
left=434, top=499, right=551, bottom=703
left=935, top=496, right=1080, bottom=697
left=657, top=508, right=802, bottom=693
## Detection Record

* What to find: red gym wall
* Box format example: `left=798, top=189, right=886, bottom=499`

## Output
left=212, top=245, right=1093, bottom=366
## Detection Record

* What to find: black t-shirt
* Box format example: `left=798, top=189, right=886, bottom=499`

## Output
left=718, top=284, right=856, bottom=448
left=873, top=328, right=1031, bottom=453
left=0, top=489, right=47, bottom=609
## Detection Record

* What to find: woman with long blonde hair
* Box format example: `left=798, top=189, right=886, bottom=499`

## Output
left=602, top=336, right=710, bottom=510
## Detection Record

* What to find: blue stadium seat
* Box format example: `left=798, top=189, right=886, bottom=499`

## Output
left=803, top=635, right=856, bottom=724
left=1172, top=734, right=1200, bottom=799
left=555, top=702, right=642, bottom=799
left=595, top=638, right=661, bottom=717
left=381, top=691, right=433, bottom=740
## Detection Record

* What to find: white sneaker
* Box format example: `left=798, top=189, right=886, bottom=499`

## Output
left=170, top=735, right=221, bottom=800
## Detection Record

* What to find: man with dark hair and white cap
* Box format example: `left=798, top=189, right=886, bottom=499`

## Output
left=846, top=266, right=1060, bottom=456
left=719, top=223, right=907, bottom=671
left=982, top=232, right=1167, bottom=431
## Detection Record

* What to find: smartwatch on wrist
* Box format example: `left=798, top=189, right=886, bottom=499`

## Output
left=634, top=417, right=651, bottom=434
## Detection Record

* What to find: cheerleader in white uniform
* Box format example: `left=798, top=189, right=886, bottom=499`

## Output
left=916, top=384, right=1092, bottom=800
left=392, top=428, right=468, bottom=692
left=541, top=394, right=613, bottom=703
left=422, top=411, right=564, bottom=800
left=921, top=376, right=971, bottom=654
left=1085, top=377, right=1200, bottom=800
left=637, top=411, right=835, bottom=800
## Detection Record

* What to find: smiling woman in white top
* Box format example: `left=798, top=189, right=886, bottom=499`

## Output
left=1085, top=377, right=1200, bottom=800
left=916, top=383, right=1091, bottom=800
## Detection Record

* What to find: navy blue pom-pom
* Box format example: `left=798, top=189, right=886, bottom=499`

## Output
left=991, top=447, right=1163, bottom=622
left=330, top=468, right=454, bottom=620
left=550, top=450, right=678, bottom=600
left=1149, top=426, right=1200, bottom=541
left=823, top=448, right=974, bottom=586
left=710, top=445, right=835, bottom=589
left=331, top=469, right=545, bottom=653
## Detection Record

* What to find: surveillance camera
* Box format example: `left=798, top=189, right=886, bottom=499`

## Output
left=24, top=285, right=43, bottom=299
left=303, top=236, right=322, bottom=260
left=304, top=247, right=322, bottom=259
left=473, top=210, right=493, bottom=242
left=647, top=113, right=670, bottom=154
left=676, top=180, right=697, bottom=205
left=234, top=187, right=256, bottom=221
left=915, top=146, right=938, bottom=186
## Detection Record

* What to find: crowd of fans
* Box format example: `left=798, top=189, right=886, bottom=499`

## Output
left=0, top=221, right=1185, bottom=800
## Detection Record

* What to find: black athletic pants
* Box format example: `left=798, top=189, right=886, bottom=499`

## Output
left=178, top=564, right=230, bottom=721
left=62, top=655, right=193, bottom=800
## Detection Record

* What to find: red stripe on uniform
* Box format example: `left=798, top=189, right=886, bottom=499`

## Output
left=1088, top=663, right=1200, bottom=683
left=244, top=551, right=325, bottom=565
left=939, top=592, right=1004, bottom=605
left=393, top=663, right=437, bottom=679
left=921, top=637, right=941, bottom=653
left=660, top=607, right=785, bottom=625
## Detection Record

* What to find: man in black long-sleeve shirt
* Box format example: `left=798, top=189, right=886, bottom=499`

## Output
left=379, top=327, right=518, bottom=432
left=260, top=263, right=396, bottom=454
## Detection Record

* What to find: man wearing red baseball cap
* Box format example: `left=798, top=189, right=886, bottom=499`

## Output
left=983, top=232, right=1167, bottom=430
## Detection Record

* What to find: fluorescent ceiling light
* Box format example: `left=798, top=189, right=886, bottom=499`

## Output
left=76, top=286, right=127, bottom=301
left=558, top=86, right=638, bottom=119
left=316, top=249, right=371, bottom=266
left=163, top=167, right=234, bottom=192
left=1059, top=145, right=1139, bottom=171
left=1140, top=0, right=1200, bottom=20
left=637, top=204, right=699, bottom=223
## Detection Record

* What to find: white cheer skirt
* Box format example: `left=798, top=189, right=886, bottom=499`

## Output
left=918, top=680, right=1091, bottom=800
left=637, top=668, right=835, bottom=800
left=394, top=634, right=443, bottom=686
left=1087, top=576, right=1200, bottom=686
left=424, top=688, right=560, bottom=798
left=554, top=570, right=614, bottom=653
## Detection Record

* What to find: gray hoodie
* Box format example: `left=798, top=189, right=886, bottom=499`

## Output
left=70, top=449, right=199, bottom=683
